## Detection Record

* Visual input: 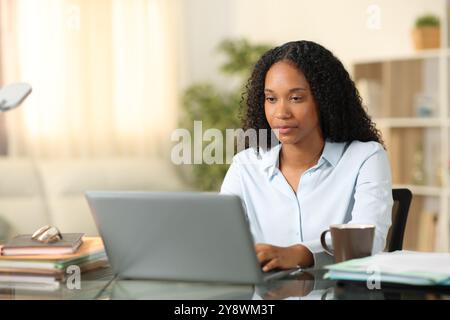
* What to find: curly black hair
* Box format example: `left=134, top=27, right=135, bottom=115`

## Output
left=242, top=40, right=383, bottom=149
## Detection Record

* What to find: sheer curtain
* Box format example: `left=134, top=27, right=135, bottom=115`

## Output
left=0, top=0, right=180, bottom=158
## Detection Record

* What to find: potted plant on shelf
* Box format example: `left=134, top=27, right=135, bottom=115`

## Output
left=412, top=14, right=441, bottom=50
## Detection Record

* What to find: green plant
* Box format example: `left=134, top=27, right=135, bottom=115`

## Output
left=178, top=39, right=271, bottom=191
left=415, top=14, right=440, bottom=28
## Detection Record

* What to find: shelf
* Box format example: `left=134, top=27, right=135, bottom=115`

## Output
left=354, top=0, right=450, bottom=252
left=353, top=48, right=450, bottom=65
left=374, top=118, right=442, bottom=128
left=374, top=118, right=450, bottom=128
left=393, top=184, right=443, bottom=197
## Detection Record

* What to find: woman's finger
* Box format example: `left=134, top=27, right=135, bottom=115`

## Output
left=256, top=249, right=274, bottom=264
left=256, top=251, right=266, bottom=263
left=255, top=243, right=271, bottom=252
left=262, top=258, right=279, bottom=272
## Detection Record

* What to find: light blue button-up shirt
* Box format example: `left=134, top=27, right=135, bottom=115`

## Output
left=220, top=140, right=393, bottom=267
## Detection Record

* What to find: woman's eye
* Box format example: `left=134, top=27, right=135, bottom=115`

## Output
left=291, top=96, right=304, bottom=102
left=265, top=97, right=276, bottom=103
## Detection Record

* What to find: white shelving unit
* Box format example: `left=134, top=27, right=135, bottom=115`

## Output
left=353, top=0, right=450, bottom=252
left=392, top=184, right=444, bottom=197
left=374, top=117, right=442, bottom=128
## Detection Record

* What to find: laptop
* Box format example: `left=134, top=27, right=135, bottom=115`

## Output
left=85, top=191, right=301, bottom=284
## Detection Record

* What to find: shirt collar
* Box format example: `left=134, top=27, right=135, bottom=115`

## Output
left=259, top=143, right=282, bottom=178
left=320, top=140, right=346, bottom=167
left=259, top=140, right=346, bottom=178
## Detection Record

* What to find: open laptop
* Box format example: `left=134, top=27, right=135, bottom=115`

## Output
left=85, top=191, right=301, bottom=284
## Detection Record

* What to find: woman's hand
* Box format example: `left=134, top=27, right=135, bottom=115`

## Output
left=255, top=243, right=314, bottom=272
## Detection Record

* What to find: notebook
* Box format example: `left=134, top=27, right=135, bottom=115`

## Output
left=324, top=251, right=450, bottom=286
left=1, top=233, right=84, bottom=256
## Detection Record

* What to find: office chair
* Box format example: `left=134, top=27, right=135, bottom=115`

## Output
left=384, top=188, right=412, bottom=252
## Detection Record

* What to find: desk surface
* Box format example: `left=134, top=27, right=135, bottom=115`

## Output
left=1, top=267, right=450, bottom=300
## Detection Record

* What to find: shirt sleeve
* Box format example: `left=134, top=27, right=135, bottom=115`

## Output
left=300, top=146, right=393, bottom=267
left=220, top=157, right=243, bottom=197
left=220, top=157, right=252, bottom=222
left=350, top=147, right=393, bottom=254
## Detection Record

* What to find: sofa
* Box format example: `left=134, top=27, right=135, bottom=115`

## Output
left=0, top=157, right=191, bottom=240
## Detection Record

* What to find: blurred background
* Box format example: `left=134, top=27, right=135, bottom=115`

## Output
left=0, top=0, right=449, bottom=253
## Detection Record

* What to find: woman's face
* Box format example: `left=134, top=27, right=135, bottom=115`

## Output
left=264, top=60, right=322, bottom=145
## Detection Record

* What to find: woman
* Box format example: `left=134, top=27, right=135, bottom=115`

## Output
left=220, top=40, right=393, bottom=270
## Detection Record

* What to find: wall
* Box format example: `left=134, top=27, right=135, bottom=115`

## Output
left=179, top=0, right=445, bottom=89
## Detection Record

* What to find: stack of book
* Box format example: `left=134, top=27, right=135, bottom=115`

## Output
left=0, top=236, right=108, bottom=291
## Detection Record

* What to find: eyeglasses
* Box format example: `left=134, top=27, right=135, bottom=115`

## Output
left=31, top=225, right=63, bottom=243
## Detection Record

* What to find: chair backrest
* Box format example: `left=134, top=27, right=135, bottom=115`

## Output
left=385, top=188, right=412, bottom=252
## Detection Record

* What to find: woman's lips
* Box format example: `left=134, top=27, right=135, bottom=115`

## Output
left=275, top=126, right=297, bottom=134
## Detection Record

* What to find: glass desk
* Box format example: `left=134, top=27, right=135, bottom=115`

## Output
left=1, top=267, right=450, bottom=300
left=0, top=267, right=114, bottom=300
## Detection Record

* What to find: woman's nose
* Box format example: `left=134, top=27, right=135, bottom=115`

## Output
left=274, top=100, right=292, bottom=119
